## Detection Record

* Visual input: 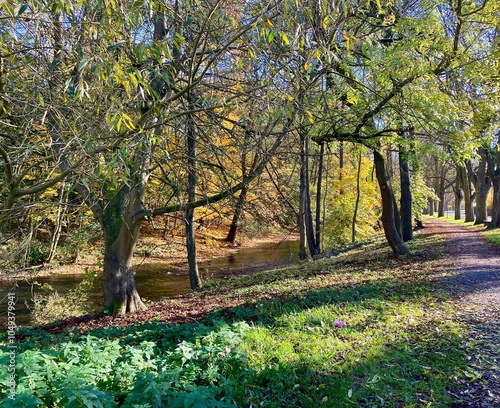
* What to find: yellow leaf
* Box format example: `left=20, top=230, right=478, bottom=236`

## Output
left=346, top=92, right=358, bottom=105
left=281, top=32, right=290, bottom=45
left=322, top=16, right=329, bottom=30
left=343, top=33, right=351, bottom=51
left=304, top=109, right=314, bottom=124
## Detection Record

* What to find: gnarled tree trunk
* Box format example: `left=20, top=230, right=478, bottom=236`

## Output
left=373, top=149, right=409, bottom=256
left=102, top=186, right=146, bottom=315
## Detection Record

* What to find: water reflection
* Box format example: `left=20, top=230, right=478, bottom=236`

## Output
left=0, top=239, right=299, bottom=326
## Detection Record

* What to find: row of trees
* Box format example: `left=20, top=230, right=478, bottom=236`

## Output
left=1, top=0, right=499, bottom=314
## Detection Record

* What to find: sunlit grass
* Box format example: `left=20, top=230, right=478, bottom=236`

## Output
left=483, top=228, right=500, bottom=245
left=2, top=228, right=470, bottom=407
left=236, top=276, right=463, bottom=407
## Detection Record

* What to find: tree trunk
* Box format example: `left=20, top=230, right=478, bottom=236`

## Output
left=314, top=143, right=325, bottom=253
left=102, top=186, right=146, bottom=315
left=373, top=149, right=409, bottom=256
left=458, top=164, right=475, bottom=222
left=303, top=136, right=318, bottom=257
left=103, top=244, right=145, bottom=315
left=428, top=197, right=434, bottom=216
left=226, top=186, right=248, bottom=244
left=469, top=149, right=491, bottom=225
left=185, top=107, right=202, bottom=289
left=298, top=130, right=311, bottom=260
left=352, top=151, right=362, bottom=243
left=437, top=166, right=446, bottom=218
left=487, top=149, right=500, bottom=229
left=454, top=173, right=463, bottom=220
left=339, top=141, right=345, bottom=196
left=226, top=135, right=258, bottom=244
left=490, top=180, right=500, bottom=228
left=46, top=182, right=68, bottom=263
left=399, top=146, right=413, bottom=241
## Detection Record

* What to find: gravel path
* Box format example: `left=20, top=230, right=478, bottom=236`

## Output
left=425, top=218, right=499, bottom=407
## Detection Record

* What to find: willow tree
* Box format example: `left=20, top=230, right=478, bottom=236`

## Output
left=1, top=0, right=290, bottom=314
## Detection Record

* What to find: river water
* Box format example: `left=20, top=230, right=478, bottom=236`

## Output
left=0, top=238, right=299, bottom=326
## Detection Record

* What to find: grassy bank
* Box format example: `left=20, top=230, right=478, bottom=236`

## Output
left=1, top=230, right=471, bottom=407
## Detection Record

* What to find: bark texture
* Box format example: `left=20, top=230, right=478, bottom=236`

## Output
left=373, top=149, right=409, bottom=256
left=185, top=106, right=202, bottom=290
left=102, top=186, right=146, bottom=314
left=468, top=149, right=491, bottom=225
left=458, top=164, right=475, bottom=223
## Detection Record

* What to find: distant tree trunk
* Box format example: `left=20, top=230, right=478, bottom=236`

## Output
left=314, top=143, right=325, bottom=253
left=352, top=151, right=362, bottom=243
left=437, top=166, right=446, bottom=218
left=468, top=149, right=491, bottom=225
left=339, top=141, right=345, bottom=196
left=46, top=182, right=68, bottom=263
left=458, top=164, right=475, bottom=222
left=428, top=197, right=434, bottom=216
left=454, top=175, right=463, bottom=220
left=303, top=143, right=318, bottom=257
left=373, top=149, right=409, bottom=256
left=490, top=183, right=500, bottom=228
left=226, top=186, right=248, bottom=244
left=487, top=148, right=500, bottom=229
left=226, top=136, right=258, bottom=244
left=298, top=128, right=312, bottom=260
left=185, top=106, right=202, bottom=290
left=399, top=146, right=413, bottom=241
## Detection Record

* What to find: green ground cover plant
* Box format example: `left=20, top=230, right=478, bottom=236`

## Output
left=1, top=231, right=470, bottom=407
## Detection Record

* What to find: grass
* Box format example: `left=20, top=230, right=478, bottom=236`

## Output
left=483, top=227, right=500, bottom=245
left=1, top=232, right=472, bottom=407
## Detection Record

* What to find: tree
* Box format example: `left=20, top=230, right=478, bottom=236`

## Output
left=399, top=140, right=413, bottom=241
left=1, top=0, right=291, bottom=314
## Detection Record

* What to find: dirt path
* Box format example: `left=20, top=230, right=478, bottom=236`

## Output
left=423, top=217, right=499, bottom=407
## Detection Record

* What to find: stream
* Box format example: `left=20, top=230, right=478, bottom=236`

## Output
left=0, top=238, right=300, bottom=326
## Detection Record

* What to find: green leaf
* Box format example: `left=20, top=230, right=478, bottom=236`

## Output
left=107, top=41, right=125, bottom=52
left=16, top=3, right=28, bottom=16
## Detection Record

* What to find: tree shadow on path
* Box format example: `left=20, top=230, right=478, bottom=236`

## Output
left=422, top=217, right=499, bottom=408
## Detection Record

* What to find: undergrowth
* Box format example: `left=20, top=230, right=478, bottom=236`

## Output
left=30, top=270, right=98, bottom=325
left=0, top=231, right=470, bottom=407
